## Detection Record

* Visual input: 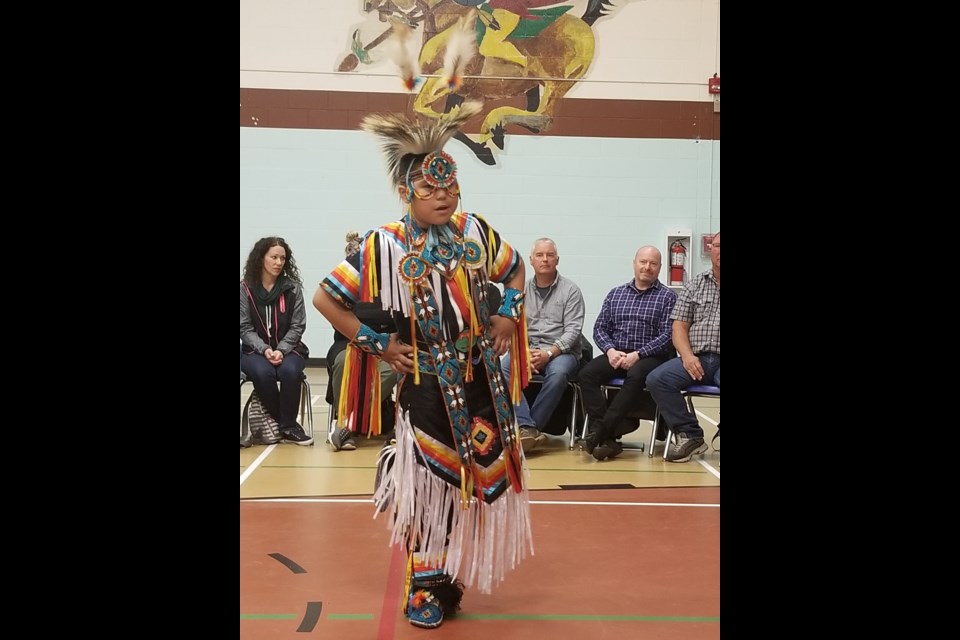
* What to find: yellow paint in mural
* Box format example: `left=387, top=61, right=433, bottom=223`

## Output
left=340, top=0, right=622, bottom=166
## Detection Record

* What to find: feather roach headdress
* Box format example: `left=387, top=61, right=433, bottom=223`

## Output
left=359, top=100, right=482, bottom=186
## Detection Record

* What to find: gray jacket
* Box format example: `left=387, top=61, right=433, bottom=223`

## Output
left=240, top=280, right=309, bottom=357
left=524, top=272, right=585, bottom=357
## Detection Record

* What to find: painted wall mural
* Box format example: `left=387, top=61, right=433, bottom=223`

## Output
left=336, top=1, right=628, bottom=165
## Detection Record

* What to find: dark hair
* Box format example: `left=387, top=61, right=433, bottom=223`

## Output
left=242, top=237, right=302, bottom=285
left=396, top=153, right=428, bottom=185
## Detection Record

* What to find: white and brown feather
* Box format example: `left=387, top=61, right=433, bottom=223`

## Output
left=360, top=101, right=483, bottom=183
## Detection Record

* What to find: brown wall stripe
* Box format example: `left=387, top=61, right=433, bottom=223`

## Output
left=240, top=88, right=719, bottom=141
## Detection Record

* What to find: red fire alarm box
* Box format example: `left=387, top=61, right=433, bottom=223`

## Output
left=708, top=74, right=720, bottom=95
left=702, top=234, right=715, bottom=255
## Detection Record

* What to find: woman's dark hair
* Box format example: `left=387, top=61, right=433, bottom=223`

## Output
left=242, top=237, right=302, bottom=285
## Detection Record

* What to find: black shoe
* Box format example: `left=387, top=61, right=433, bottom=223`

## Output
left=280, top=424, right=314, bottom=446
left=582, top=431, right=599, bottom=455
left=665, top=435, right=707, bottom=462
left=593, top=439, right=624, bottom=461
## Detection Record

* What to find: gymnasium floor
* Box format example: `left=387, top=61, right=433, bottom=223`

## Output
left=240, top=366, right=720, bottom=639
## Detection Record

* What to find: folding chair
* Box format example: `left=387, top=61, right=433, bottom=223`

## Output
left=578, top=378, right=658, bottom=452
left=650, top=384, right=720, bottom=458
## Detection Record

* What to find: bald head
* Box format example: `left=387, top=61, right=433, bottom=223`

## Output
left=633, top=245, right=662, bottom=290
left=635, top=246, right=660, bottom=262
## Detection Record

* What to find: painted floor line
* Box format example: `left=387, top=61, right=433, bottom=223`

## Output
left=244, top=497, right=719, bottom=508
left=240, top=444, right=277, bottom=486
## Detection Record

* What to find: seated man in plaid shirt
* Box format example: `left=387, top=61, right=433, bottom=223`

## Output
left=579, top=246, right=678, bottom=461
left=648, top=231, right=721, bottom=463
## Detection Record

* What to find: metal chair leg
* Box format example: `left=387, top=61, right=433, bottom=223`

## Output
left=662, top=428, right=674, bottom=460
left=327, top=403, right=337, bottom=443
left=300, top=377, right=313, bottom=439
left=240, top=378, right=251, bottom=441
left=241, top=393, right=253, bottom=441
left=648, top=409, right=660, bottom=457
left=568, top=384, right=580, bottom=450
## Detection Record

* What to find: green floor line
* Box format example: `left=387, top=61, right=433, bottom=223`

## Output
left=260, top=464, right=712, bottom=474
left=458, top=614, right=720, bottom=622
left=240, top=612, right=717, bottom=623
left=263, top=464, right=378, bottom=470
left=531, top=467, right=710, bottom=474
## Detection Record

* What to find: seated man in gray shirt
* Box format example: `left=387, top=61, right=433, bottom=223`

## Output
left=500, top=238, right=585, bottom=453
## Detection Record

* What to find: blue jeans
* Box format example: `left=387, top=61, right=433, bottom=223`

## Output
left=240, top=352, right=306, bottom=429
left=501, top=352, right=578, bottom=428
left=646, top=353, right=721, bottom=438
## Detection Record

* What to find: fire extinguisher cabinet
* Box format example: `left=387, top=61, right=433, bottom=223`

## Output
left=665, top=230, right=692, bottom=290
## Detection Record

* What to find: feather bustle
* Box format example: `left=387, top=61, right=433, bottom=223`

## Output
left=442, top=12, right=477, bottom=91
left=388, top=20, right=422, bottom=92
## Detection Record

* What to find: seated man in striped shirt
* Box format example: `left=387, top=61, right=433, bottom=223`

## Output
left=580, top=246, right=678, bottom=461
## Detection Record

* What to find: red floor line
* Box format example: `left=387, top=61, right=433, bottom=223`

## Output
left=377, top=544, right=406, bottom=640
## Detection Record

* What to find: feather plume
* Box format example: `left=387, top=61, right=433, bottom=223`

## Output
left=360, top=101, right=483, bottom=184
left=387, top=20, right=421, bottom=92
left=442, top=11, right=477, bottom=92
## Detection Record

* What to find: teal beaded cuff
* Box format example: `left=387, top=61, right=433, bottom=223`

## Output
left=354, top=323, right=390, bottom=355
left=497, top=287, right=524, bottom=321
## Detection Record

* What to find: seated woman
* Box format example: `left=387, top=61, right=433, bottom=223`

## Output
left=240, top=236, right=312, bottom=445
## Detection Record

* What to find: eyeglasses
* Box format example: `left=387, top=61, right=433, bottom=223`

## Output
left=411, top=181, right=460, bottom=200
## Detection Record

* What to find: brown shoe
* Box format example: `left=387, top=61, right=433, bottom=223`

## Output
left=519, top=426, right=541, bottom=453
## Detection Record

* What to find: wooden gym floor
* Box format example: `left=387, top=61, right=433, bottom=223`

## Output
left=240, top=366, right=720, bottom=639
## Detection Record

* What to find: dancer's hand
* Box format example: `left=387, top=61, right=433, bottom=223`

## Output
left=384, top=333, right=415, bottom=373
left=489, top=316, right=516, bottom=356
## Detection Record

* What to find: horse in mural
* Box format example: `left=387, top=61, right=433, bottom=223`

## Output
left=338, top=1, right=621, bottom=165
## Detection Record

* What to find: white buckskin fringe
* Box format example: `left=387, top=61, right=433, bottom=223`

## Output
left=373, top=409, right=534, bottom=594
